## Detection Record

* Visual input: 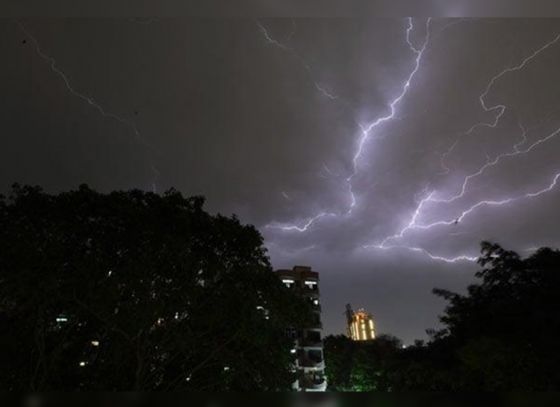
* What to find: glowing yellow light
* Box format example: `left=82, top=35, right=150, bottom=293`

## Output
left=348, top=310, right=376, bottom=341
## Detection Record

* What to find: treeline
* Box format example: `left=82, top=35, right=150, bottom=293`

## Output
left=325, top=242, right=560, bottom=391
left=0, top=185, right=313, bottom=391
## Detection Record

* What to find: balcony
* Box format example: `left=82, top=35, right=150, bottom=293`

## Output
left=299, top=372, right=327, bottom=391
left=297, top=349, right=324, bottom=369
left=298, top=359, right=325, bottom=370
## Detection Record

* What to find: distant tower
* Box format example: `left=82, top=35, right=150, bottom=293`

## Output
left=345, top=304, right=354, bottom=336
left=346, top=304, right=376, bottom=341
left=276, top=266, right=326, bottom=392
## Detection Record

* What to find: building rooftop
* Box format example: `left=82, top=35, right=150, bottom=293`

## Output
left=276, top=265, right=319, bottom=280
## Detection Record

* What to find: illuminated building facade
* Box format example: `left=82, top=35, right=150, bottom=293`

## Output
left=345, top=304, right=376, bottom=341
left=276, top=266, right=327, bottom=392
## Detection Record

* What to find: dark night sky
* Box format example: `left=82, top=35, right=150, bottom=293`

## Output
left=2, top=18, right=560, bottom=343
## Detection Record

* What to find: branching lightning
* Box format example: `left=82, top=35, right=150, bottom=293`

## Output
left=363, top=30, right=560, bottom=262
left=440, top=31, right=560, bottom=172
left=352, top=18, right=432, bottom=173
left=362, top=243, right=479, bottom=264
left=257, top=20, right=339, bottom=101
left=17, top=21, right=160, bottom=191
left=432, top=124, right=560, bottom=205
left=17, top=19, right=560, bottom=264
left=265, top=18, right=432, bottom=232
left=364, top=166, right=560, bottom=263
left=266, top=211, right=337, bottom=232
left=375, top=170, right=560, bottom=253
left=262, top=19, right=560, bottom=264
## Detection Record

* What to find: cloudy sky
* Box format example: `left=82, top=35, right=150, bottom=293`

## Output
left=2, top=18, right=560, bottom=343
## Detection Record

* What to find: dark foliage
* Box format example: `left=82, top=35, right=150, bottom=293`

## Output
left=0, top=184, right=312, bottom=391
left=325, top=241, right=560, bottom=391
left=324, top=334, right=401, bottom=391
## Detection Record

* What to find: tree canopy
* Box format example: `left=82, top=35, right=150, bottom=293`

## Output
left=324, top=242, right=560, bottom=391
left=0, top=184, right=311, bottom=391
left=324, top=334, right=402, bottom=391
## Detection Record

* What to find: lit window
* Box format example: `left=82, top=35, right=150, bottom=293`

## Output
left=282, top=279, right=295, bottom=288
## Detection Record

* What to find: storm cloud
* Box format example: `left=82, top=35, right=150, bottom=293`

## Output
left=2, top=18, right=560, bottom=342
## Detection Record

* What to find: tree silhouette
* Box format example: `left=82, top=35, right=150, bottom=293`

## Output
left=324, top=242, right=560, bottom=391
left=426, top=241, right=560, bottom=390
left=0, top=184, right=312, bottom=390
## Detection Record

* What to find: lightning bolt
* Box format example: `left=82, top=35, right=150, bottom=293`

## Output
left=365, top=30, right=560, bottom=262
left=267, top=18, right=432, bottom=231
left=431, top=123, right=560, bottom=205
left=344, top=17, right=432, bottom=215
left=265, top=19, right=560, bottom=264
left=257, top=21, right=293, bottom=51
left=362, top=243, right=479, bottom=264
left=441, top=31, right=560, bottom=172
left=257, top=20, right=339, bottom=101
left=377, top=190, right=436, bottom=247
left=17, top=21, right=160, bottom=192
left=424, top=171, right=560, bottom=229
left=371, top=169, right=560, bottom=261
left=266, top=211, right=337, bottom=232
left=365, top=168, right=560, bottom=263
left=371, top=135, right=560, bottom=261
left=352, top=18, right=432, bottom=173
left=314, top=82, right=338, bottom=100
left=434, top=18, right=470, bottom=38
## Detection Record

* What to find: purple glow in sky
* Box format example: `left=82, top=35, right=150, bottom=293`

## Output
left=3, top=17, right=560, bottom=342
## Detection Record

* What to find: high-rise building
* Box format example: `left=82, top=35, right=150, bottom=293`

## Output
left=345, top=304, right=376, bottom=341
left=276, top=266, right=327, bottom=392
